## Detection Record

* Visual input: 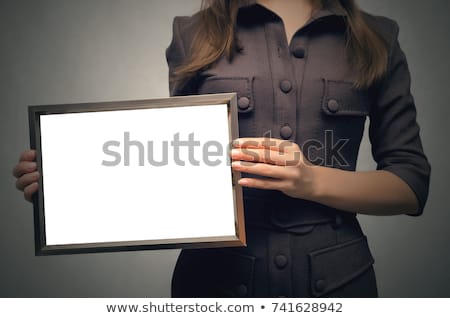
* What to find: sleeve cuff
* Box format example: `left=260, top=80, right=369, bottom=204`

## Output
left=381, top=163, right=431, bottom=216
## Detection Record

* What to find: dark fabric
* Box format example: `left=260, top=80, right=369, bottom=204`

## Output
left=165, top=1, right=430, bottom=297
left=171, top=201, right=377, bottom=297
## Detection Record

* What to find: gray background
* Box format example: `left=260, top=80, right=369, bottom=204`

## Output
left=0, top=0, right=448, bottom=297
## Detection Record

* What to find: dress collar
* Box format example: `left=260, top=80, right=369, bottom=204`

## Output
left=237, top=0, right=347, bottom=27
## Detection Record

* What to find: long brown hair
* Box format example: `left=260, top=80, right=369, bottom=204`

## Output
left=173, top=0, right=388, bottom=90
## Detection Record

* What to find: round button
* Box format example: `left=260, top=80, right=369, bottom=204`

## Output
left=292, top=47, right=306, bottom=58
left=235, top=284, right=248, bottom=297
left=274, top=254, right=288, bottom=269
left=279, top=80, right=292, bottom=93
left=327, top=99, right=339, bottom=113
left=315, top=279, right=326, bottom=292
left=280, top=124, right=293, bottom=140
left=238, top=96, right=250, bottom=110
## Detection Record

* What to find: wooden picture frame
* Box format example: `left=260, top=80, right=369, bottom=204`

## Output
left=28, top=93, right=245, bottom=255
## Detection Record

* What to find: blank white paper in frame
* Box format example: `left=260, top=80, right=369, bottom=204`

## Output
left=39, top=103, right=236, bottom=246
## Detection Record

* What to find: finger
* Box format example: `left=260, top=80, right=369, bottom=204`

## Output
left=233, top=138, right=299, bottom=153
left=13, top=161, right=37, bottom=178
left=24, top=182, right=39, bottom=202
left=231, top=148, right=303, bottom=166
left=232, top=161, right=291, bottom=179
left=16, top=171, right=40, bottom=191
left=238, top=177, right=287, bottom=191
left=19, top=150, right=36, bottom=162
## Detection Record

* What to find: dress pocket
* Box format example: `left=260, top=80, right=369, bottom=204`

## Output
left=171, top=248, right=256, bottom=298
left=313, top=79, right=370, bottom=170
left=197, top=76, right=257, bottom=137
left=321, top=79, right=370, bottom=117
left=198, top=76, right=255, bottom=114
left=308, top=235, right=375, bottom=297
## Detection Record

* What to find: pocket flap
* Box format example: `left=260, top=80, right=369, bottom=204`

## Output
left=172, top=248, right=256, bottom=297
left=322, top=79, right=369, bottom=116
left=198, top=77, right=254, bottom=113
left=207, top=250, right=256, bottom=297
left=309, top=235, right=374, bottom=296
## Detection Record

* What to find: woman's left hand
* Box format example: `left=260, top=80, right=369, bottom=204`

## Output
left=231, top=137, right=318, bottom=200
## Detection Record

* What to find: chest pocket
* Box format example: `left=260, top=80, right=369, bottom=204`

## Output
left=321, top=79, right=369, bottom=117
left=315, top=79, right=370, bottom=170
left=197, top=76, right=256, bottom=137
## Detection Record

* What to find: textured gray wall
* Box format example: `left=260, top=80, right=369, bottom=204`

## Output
left=0, top=0, right=448, bottom=297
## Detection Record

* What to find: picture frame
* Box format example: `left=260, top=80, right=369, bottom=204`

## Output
left=28, top=93, right=245, bottom=255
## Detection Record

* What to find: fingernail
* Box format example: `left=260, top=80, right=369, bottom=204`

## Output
left=238, top=179, right=248, bottom=185
left=231, top=149, right=240, bottom=156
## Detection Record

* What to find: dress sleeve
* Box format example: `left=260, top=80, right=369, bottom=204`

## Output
left=368, top=20, right=431, bottom=216
left=165, top=16, right=194, bottom=97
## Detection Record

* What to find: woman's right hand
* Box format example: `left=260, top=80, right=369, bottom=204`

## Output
left=13, top=150, right=39, bottom=202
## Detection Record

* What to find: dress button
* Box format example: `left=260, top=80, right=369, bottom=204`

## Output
left=292, top=47, right=306, bottom=58
left=274, top=254, right=288, bottom=269
left=327, top=99, right=339, bottom=113
left=280, top=124, right=293, bottom=140
left=279, top=80, right=292, bottom=93
left=235, top=284, right=248, bottom=297
left=237, top=96, right=250, bottom=110
left=315, top=279, right=326, bottom=292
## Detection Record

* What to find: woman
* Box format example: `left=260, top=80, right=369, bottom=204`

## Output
left=14, top=0, right=430, bottom=297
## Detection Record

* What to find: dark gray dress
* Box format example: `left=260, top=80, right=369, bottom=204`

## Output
left=165, top=1, right=431, bottom=297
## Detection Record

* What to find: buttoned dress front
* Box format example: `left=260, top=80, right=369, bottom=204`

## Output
left=165, top=2, right=431, bottom=297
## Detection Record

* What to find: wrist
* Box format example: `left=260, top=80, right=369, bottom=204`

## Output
left=306, top=164, right=328, bottom=202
